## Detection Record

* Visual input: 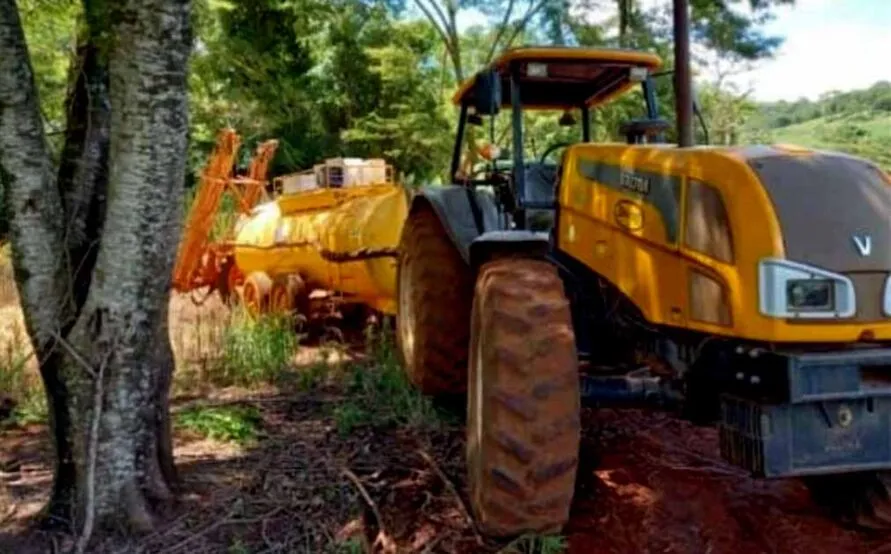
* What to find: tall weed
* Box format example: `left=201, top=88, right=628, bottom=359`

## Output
left=217, top=309, right=300, bottom=386
left=0, top=326, right=46, bottom=425
left=334, top=322, right=440, bottom=435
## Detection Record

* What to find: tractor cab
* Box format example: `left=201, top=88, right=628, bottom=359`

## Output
left=449, top=47, right=665, bottom=229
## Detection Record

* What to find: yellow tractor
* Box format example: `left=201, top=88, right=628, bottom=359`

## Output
left=395, top=10, right=891, bottom=543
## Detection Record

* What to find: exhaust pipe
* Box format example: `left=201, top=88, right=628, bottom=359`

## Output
left=673, top=0, right=694, bottom=147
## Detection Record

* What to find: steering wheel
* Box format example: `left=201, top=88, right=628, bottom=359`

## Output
left=538, top=141, right=573, bottom=166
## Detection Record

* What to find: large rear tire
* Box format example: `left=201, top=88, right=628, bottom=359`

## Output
left=396, top=203, right=473, bottom=396
left=467, top=257, right=581, bottom=537
left=805, top=471, right=891, bottom=529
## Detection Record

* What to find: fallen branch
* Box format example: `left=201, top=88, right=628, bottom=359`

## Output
left=341, top=467, right=383, bottom=528
left=420, top=532, right=447, bottom=554
left=417, top=449, right=483, bottom=546
left=164, top=505, right=284, bottom=554
left=341, top=466, right=395, bottom=552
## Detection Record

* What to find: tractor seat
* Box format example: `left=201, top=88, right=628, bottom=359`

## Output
left=619, top=118, right=671, bottom=144
left=523, top=163, right=558, bottom=232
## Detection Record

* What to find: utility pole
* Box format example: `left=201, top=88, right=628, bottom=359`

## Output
left=673, top=0, right=694, bottom=147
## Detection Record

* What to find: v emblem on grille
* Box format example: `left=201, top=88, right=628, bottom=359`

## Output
left=853, top=234, right=872, bottom=257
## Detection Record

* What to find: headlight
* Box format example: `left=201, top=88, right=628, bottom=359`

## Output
left=786, top=279, right=834, bottom=311
left=884, top=276, right=891, bottom=316
left=759, top=258, right=855, bottom=319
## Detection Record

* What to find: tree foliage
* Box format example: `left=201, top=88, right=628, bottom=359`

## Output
left=184, top=0, right=798, bottom=184
left=758, top=82, right=891, bottom=129
left=0, top=0, right=810, bottom=246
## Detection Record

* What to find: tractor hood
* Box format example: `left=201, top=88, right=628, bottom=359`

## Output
left=746, top=150, right=891, bottom=273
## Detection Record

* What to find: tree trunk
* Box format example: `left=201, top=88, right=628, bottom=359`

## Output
left=0, top=0, right=191, bottom=540
left=0, top=0, right=79, bottom=526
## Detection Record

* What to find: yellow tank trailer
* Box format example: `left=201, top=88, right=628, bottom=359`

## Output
left=231, top=158, right=409, bottom=317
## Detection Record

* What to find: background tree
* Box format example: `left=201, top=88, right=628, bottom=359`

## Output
left=0, top=0, right=191, bottom=546
left=409, top=0, right=567, bottom=82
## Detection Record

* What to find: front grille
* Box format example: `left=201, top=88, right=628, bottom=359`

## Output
left=847, top=272, right=889, bottom=322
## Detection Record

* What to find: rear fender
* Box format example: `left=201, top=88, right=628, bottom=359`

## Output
left=469, top=231, right=551, bottom=272
left=409, top=186, right=504, bottom=264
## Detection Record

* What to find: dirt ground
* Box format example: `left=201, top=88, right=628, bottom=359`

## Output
left=0, top=285, right=888, bottom=553
left=2, top=394, right=889, bottom=553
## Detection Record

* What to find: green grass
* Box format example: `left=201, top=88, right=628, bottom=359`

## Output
left=297, top=359, right=330, bottom=391
left=334, top=537, right=364, bottom=554
left=175, top=404, right=263, bottom=444
left=765, top=111, right=891, bottom=170
left=0, top=325, right=46, bottom=427
left=0, top=244, right=16, bottom=308
left=227, top=538, right=251, bottom=554
left=333, top=324, right=442, bottom=436
left=214, top=309, right=300, bottom=386
left=10, top=391, right=47, bottom=426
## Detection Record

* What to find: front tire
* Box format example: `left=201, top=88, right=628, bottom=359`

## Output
left=467, top=257, right=581, bottom=537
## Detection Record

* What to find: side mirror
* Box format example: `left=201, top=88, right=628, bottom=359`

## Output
left=559, top=111, right=577, bottom=126
left=474, top=70, right=501, bottom=116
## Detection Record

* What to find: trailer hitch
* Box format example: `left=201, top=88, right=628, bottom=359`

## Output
left=580, top=368, right=683, bottom=409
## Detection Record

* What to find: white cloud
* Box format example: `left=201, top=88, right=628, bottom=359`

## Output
left=720, top=0, right=891, bottom=101
left=732, top=25, right=891, bottom=101
left=455, top=7, right=488, bottom=31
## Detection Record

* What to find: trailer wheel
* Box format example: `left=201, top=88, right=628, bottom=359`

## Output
left=467, top=257, right=581, bottom=537
left=270, top=275, right=307, bottom=317
left=396, top=203, right=473, bottom=396
left=805, top=471, right=891, bottom=529
left=242, top=271, right=272, bottom=317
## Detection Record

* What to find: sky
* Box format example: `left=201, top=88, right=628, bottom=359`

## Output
left=730, top=0, right=891, bottom=102
left=454, top=0, right=891, bottom=103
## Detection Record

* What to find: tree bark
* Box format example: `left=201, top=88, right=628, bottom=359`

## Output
left=57, top=40, right=111, bottom=312
left=62, top=0, right=191, bottom=533
left=0, top=0, right=191, bottom=540
left=0, top=0, right=80, bottom=528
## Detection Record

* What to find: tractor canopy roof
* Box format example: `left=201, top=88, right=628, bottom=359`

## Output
left=452, top=46, right=663, bottom=111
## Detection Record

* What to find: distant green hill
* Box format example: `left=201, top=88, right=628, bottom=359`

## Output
left=747, top=82, right=891, bottom=171
left=767, top=111, right=891, bottom=169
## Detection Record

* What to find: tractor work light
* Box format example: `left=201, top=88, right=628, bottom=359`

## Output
left=629, top=66, right=649, bottom=82
left=882, top=275, right=891, bottom=316
left=526, top=62, right=548, bottom=78
left=759, top=258, right=855, bottom=319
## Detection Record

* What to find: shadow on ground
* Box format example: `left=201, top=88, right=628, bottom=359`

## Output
left=2, top=376, right=889, bottom=553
